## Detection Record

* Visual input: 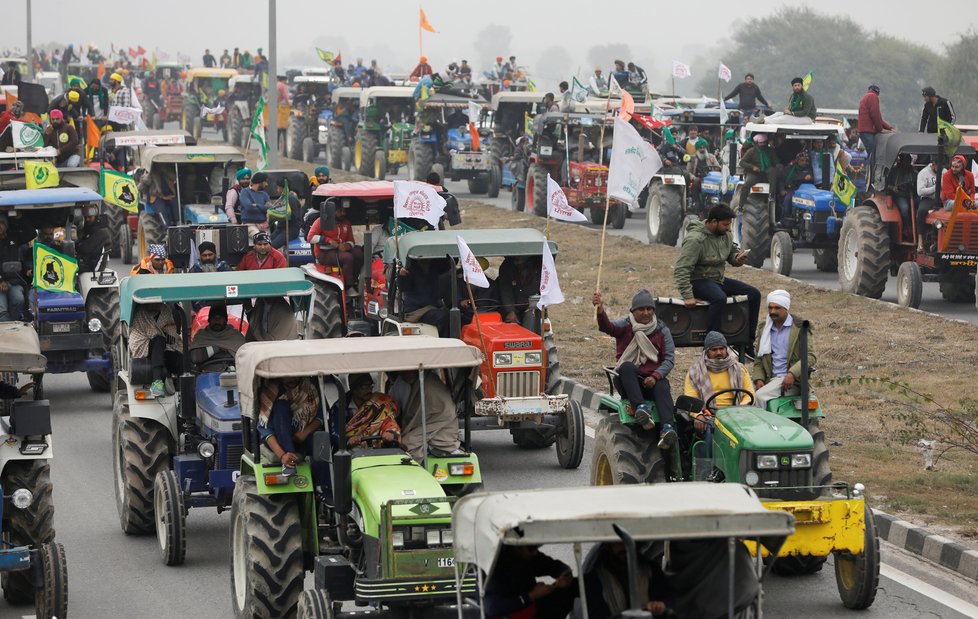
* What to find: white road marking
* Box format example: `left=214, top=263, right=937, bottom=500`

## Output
left=881, top=563, right=978, bottom=617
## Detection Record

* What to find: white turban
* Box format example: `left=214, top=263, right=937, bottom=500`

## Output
left=767, top=289, right=791, bottom=310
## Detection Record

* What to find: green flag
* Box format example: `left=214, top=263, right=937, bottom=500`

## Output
left=802, top=70, right=813, bottom=91
left=937, top=117, right=961, bottom=157
left=316, top=48, right=334, bottom=64
left=250, top=97, right=269, bottom=171
left=833, top=158, right=856, bottom=207
left=10, top=120, right=45, bottom=149
left=663, top=125, right=676, bottom=145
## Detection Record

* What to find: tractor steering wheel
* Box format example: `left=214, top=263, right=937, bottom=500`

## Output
left=704, top=388, right=755, bottom=412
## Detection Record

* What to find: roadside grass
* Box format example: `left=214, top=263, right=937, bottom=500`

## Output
left=262, top=151, right=978, bottom=542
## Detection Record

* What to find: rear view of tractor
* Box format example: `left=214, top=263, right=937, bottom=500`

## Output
left=409, top=93, right=492, bottom=194
left=226, top=75, right=262, bottom=148
left=487, top=91, right=542, bottom=198
left=286, top=76, right=334, bottom=162
left=326, top=87, right=362, bottom=172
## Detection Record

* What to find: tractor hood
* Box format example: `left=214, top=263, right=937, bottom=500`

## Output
left=353, top=454, right=449, bottom=526
left=715, top=407, right=813, bottom=451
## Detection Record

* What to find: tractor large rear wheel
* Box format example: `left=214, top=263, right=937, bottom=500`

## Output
left=113, top=395, right=171, bottom=535
left=33, top=542, right=68, bottom=619
left=297, top=589, right=336, bottom=619
left=526, top=164, right=548, bottom=218
left=287, top=116, right=307, bottom=160
left=590, top=416, right=665, bottom=486
left=838, top=205, right=890, bottom=299
left=487, top=158, right=502, bottom=198
left=407, top=140, right=434, bottom=181
left=741, top=194, right=770, bottom=267
left=86, top=287, right=120, bottom=394
left=104, top=203, right=126, bottom=259
left=0, top=461, right=55, bottom=604
left=230, top=476, right=304, bottom=619
left=328, top=127, right=344, bottom=170
left=230, top=109, right=244, bottom=147
left=834, top=504, right=880, bottom=610
left=938, top=269, right=976, bottom=303
left=308, top=281, right=344, bottom=339
left=137, top=210, right=165, bottom=259
left=357, top=132, right=379, bottom=177
left=647, top=183, right=683, bottom=246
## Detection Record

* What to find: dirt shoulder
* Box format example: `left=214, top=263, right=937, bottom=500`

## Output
left=253, top=150, right=978, bottom=544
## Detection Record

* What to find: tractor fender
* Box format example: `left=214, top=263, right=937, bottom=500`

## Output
left=863, top=195, right=901, bottom=225
left=77, top=269, right=119, bottom=300
left=0, top=431, right=53, bottom=476
left=117, top=370, right=179, bottom=440
left=300, top=264, right=344, bottom=290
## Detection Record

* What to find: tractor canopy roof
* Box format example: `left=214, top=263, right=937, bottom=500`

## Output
left=538, top=111, right=614, bottom=128
left=185, top=67, right=238, bottom=80
left=490, top=91, right=544, bottom=110
left=332, top=87, right=363, bottom=101
left=235, top=337, right=483, bottom=417
left=0, top=147, right=58, bottom=163
left=312, top=181, right=452, bottom=226
left=361, top=86, right=415, bottom=106
left=419, top=93, right=487, bottom=110
left=816, top=108, right=859, bottom=120
left=385, top=228, right=557, bottom=263
left=0, top=186, right=102, bottom=208
left=0, top=167, right=99, bottom=192
left=100, top=129, right=195, bottom=150
left=314, top=180, right=406, bottom=200
left=293, top=75, right=333, bottom=84
left=743, top=122, right=845, bottom=139
left=119, top=268, right=313, bottom=324
left=874, top=132, right=977, bottom=163
left=228, top=75, right=259, bottom=87
left=139, top=144, right=246, bottom=166
left=453, top=483, right=794, bottom=579
left=0, top=322, right=46, bottom=373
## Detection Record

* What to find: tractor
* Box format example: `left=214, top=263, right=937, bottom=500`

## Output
left=589, top=298, right=879, bottom=610
left=143, top=62, right=188, bottom=129
left=409, top=93, right=492, bottom=194
left=0, top=173, right=120, bottom=394
left=379, top=228, right=584, bottom=469
left=226, top=75, right=262, bottom=148
left=111, top=269, right=315, bottom=565
left=525, top=111, right=626, bottom=228
left=181, top=67, right=237, bottom=141
left=230, top=337, right=486, bottom=618
left=354, top=86, right=416, bottom=179
left=839, top=132, right=978, bottom=308
left=326, top=87, right=362, bottom=172
left=487, top=91, right=542, bottom=198
left=0, top=323, right=67, bottom=619
left=286, top=75, right=335, bottom=163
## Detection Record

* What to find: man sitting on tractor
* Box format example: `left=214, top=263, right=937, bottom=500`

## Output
left=129, top=302, right=182, bottom=397
left=391, top=370, right=465, bottom=460
left=190, top=240, right=231, bottom=274
left=132, top=244, right=175, bottom=275
left=593, top=289, right=678, bottom=447
left=307, top=202, right=362, bottom=291
left=257, top=375, right=325, bottom=476
left=189, top=303, right=245, bottom=369
left=484, top=544, right=577, bottom=619
left=346, top=373, right=402, bottom=449
left=224, top=168, right=251, bottom=224
left=778, top=150, right=814, bottom=223
left=674, top=205, right=760, bottom=357
left=941, top=154, right=975, bottom=210
left=0, top=379, right=35, bottom=400
left=687, top=138, right=720, bottom=208
left=237, top=232, right=287, bottom=271
left=44, top=109, right=81, bottom=167
left=737, top=134, right=780, bottom=210
left=886, top=154, right=916, bottom=236
left=76, top=205, right=110, bottom=273
left=398, top=258, right=453, bottom=337
left=752, top=290, right=816, bottom=408
left=683, top=332, right=755, bottom=431
left=915, top=161, right=939, bottom=252
left=0, top=215, right=26, bottom=322
left=498, top=255, right=542, bottom=326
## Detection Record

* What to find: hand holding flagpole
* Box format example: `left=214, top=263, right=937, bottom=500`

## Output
left=456, top=235, right=496, bottom=396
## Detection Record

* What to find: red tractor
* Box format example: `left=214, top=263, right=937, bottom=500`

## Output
left=838, top=132, right=978, bottom=307
left=525, top=111, right=628, bottom=228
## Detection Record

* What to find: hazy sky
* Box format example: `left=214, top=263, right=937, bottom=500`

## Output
left=5, top=0, right=974, bottom=91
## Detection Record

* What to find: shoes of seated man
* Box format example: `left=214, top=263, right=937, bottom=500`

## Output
left=150, top=379, right=167, bottom=397
left=429, top=446, right=467, bottom=458
left=634, top=404, right=656, bottom=431
left=657, top=423, right=678, bottom=450
left=281, top=464, right=297, bottom=476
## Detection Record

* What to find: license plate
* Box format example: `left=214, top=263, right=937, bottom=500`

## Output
left=51, top=323, right=71, bottom=333
left=437, top=557, right=454, bottom=568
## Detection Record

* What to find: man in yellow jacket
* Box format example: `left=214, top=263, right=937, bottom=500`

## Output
left=683, top=331, right=754, bottom=431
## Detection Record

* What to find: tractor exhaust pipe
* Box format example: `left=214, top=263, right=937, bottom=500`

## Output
left=800, top=319, right=811, bottom=429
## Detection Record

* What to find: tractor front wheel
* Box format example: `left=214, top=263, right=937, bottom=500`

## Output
left=771, top=231, right=793, bottom=276
left=0, top=461, right=55, bottom=604
left=813, top=247, right=838, bottom=272
left=834, top=504, right=880, bottom=610
left=302, top=137, right=316, bottom=163
left=230, top=476, right=304, bottom=619
left=113, top=395, right=170, bottom=534
left=741, top=194, right=770, bottom=267
left=526, top=164, right=548, bottom=218
left=357, top=132, right=379, bottom=177
left=896, top=261, right=923, bottom=308
left=374, top=151, right=388, bottom=180
left=298, top=589, right=336, bottom=619
left=555, top=400, right=585, bottom=469
left=154, top=469, right=187, bottom=566
left=86, top=287, right=120, bottom=394
left=590, top=416, right=665, bottom=486
left=938, top=268, right=976, bottom=303
left=467, top=173, right=489, bottom=195
left=33, top=542, right=68, bottom=619
left=646, top=183, right=683, bottom=246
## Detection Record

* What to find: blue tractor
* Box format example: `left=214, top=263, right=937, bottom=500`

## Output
left=770, top=183, right=848, bottom=276
left=112, top=269, right=314, bottom=565
left=409, top=93, right=492, bottom=194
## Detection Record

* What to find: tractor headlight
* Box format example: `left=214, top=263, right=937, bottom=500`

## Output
left=523, top=352, right=542, bottom=366
left=392, top=530, right=405, bottom=549
left=448, top=462, right=474, bottom=476
left=198, top=441, right=216, bottom=459
left=440, top=529, right=453, bottom=545
left=426, top=530, right=441, bottom=546
left=743, top=470, right=759, bottom=486
left=318, top=125, right=327, bottom=131
left=791, top=453, right=811, bottom=468
left=88, top=318, right=103, bottom=332
left=11, top=488, right=33, bottom=509
left=756, top=454, right=779, bottom=470
left=493, top=353, right=513, bottom=367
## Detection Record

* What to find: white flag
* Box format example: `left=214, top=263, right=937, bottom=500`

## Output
left=570, top=77, right=589, bottom=103
left=720, top=102, right=729, bottom=126
left=537, top=240, right=564, bottom=309
left=201, top=104, right=226, bottom=117
left=107, top=106, right=144, bottom=126
left=608, top=75, right=623, bottom=96
left=607, top=117, right=662, bottom=206
left=546, top=174, right=587, bottom=222
left=251, top=97, right=269, bottom=171
left=467, top=100, right=482, bottom=124
left=393, top=180, right=447, bottom=227
left=672, top=61, right=692, bottom=79
left=10, top=120, right=45, bottom=149
left=718, top=63, right=732, bottom=83
left=455, top=235, right=490, bottom=288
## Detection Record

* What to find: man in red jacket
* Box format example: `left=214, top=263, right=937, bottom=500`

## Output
left=593, top=288, right=677, bottom=448
left=857, top=84, right=893, bottom=156
left=237, top=232, right=287, bottom=271
left=941, top=155, right=975, bottom=210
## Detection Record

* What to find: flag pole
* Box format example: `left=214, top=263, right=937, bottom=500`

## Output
left=466, top=279, right=496, bottom=397
left=598, top=85, right=614, bottom=166
left=594, top=191, right=612, bottom=325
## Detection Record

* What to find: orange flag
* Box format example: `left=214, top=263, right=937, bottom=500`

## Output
left=85, top=116, right=100, bottom=160
left=97, top=60, right=106, bottom=80
left=940, top=186, right=974, bottom=252
left=618, top=90, right=635, bottom=122
left=468, top=123, right=480, bottom=152
left=420, top=8, right=437, bottom=33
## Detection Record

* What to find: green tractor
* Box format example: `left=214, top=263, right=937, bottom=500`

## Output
left=230, top=337, right=485, bottom=618
left=589, top=297, right=879, bottom=610
left=354, top=86, right=416, bottom=179
left=286, top=75, right=334, bottom=163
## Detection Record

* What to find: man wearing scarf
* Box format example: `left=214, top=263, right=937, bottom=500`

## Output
left=131, top=243, right=175, bottom=275
left=189, top=304, right=245, bottom=369
left=593, top=289, right=678, bottom=448
left=684, top=332, right=754, bottom=427
left=128, top=302, right=182, bottom=397
left=737, top=133, right=780, bottom=208
left=257, top=376, right=324, bottom=475
left=345, top=373, right=401, bottom=449
left=752, top=290, right=816, bottom=408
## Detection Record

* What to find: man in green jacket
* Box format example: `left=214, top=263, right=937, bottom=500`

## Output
left=752, top=289, right=816, bottom=407
left=737, top=133, right=780, bottom=208
left=674, top=205, right=761, bottom=356
left=785, top=77, right=816, bottom=120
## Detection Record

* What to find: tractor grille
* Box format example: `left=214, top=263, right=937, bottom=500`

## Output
left=40, top=321, right=83, bottom=335
left=742, top=451, right=816, bottom=501
left=940, top=220, right=978, bottom=252
left=496, top=371, right=540, bottom=398
left=223, top=443, right=244, bottom=470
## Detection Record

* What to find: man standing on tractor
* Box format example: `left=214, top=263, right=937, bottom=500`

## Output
left=409, top=56, right=433, bottom=80
left=202, top=49, right=216, bottom=68
left=239, top=172, right=271, bottom=239
left=224, top=168, right=251, bottom=224
left=856, top=84, right=893, bottom=156
left=724, top=73, right=769, bottom=119
left=674, top=205, right=760, bottom=357
left=752, top=290, right=815, bottom=408
left=87, top=78, right=109, bottom=122
left=107, top=73, right=132, bottom=130
left=737, top=133, right=780, bottom=209
left=589, top=66, right=607, bottom=96
left=683, top=332, right=755, bottom=427
left=219, top=49, right=231, bottom=68
left=592, top=289, right=678, bottom=447
left=919, top=87, right=955, bottom=133
left=237, top=232, right=287, bottom=271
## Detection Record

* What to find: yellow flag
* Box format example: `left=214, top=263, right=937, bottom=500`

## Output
left=33, top=242, right=78, bottom=293
left=100, top=168, right=140, bottom=213
left=937, top=117, right=961, bottom=157
left=524, top=111, right=534, bottom=137
left=833, top=158, right=856, bottom=207
left=802, top=70, right=813, bottom=92
left=25, top=160, right=60, bottom=190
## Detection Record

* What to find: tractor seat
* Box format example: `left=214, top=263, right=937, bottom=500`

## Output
left=602, top=366, right=620, bottom=397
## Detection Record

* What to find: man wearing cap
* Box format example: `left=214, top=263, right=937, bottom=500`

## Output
left=43, top=110, right=80, bottom=167
left=737, top=133, right=780, bottom=209
left=224, top=168, right=251, bottom=224
left=132, top=244, right=175, bottom=275
left=107, top=72, right=132, bottom=131
left=76, top=205, right=110, bottom=272
left=684, top=331, right=755, bottom=419
left=409, top=56, right=433, bottom=80
left=239, top=172, right=271, bottom=239
left=857, top=84, right=893, bottom=156
left=687, top=138, right=721, bottom=206
left=593, top=289, right=678, bottom=446
left=674, top=205, right=760, bottom=356
left=919, top=87, right=955, bottom=134
left=190, top=241, right=231, bottom=274
left=752, top=290, right=816, bottom=408
left=237, top=232, right=287, bottom=271
left=189, top=304, right=246, bottom=370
